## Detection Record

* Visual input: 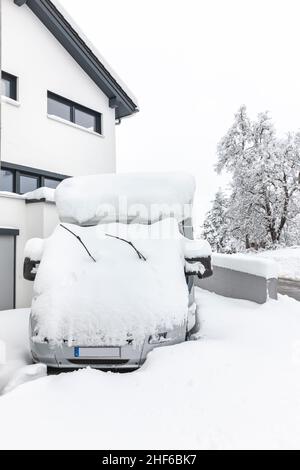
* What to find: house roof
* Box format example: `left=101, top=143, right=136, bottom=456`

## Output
left=14, top=0, right=139, bottom=119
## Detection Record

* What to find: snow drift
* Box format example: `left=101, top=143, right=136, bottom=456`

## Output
left=1, top=289, right=300, bottom=449
left=55, top=172, right=196, bottom=225
left=31, top=218, right=190, bottom=346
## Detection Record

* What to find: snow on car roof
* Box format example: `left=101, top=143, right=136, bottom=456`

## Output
left=55, top=172, right=196, bottom=225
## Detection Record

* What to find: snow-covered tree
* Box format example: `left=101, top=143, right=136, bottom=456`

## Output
left=202, top=190, right=229, bottom=252
left=216, top=106, right=300, bottom=249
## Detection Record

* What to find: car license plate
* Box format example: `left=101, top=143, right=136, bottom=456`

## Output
left=74, top=347, right=120, bottom=358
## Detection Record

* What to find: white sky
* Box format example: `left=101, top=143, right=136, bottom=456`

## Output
left=61, top=0, right=300, bottom=227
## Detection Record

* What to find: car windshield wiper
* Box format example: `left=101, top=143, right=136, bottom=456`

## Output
left=60, top=224, right=96, bottom=263
left=60, top=225, right=146, bottom=262
left=105, top=234, right=147, bottom=261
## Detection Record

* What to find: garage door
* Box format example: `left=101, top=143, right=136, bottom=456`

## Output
left=0, top=229, right=19, bottom=311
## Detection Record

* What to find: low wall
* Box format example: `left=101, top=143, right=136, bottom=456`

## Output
left=197, top=254, right=278, bottom=304
left=0, top=194, right=59, bottom=308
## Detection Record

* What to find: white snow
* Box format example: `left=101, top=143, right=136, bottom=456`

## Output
left=184, top=239, right=211, bottom=258
left=55, top=172, right=195, bottom=225
left=185, top=260, right=206, bottom=275
left=0, top=191, right=24, bottom=199
left=212, top=253, right=278, bottom=279
left=0, top=309, right=31, bottom=395
left=1, top=187, right=54, bottom=202
left=3, top=364, right=47, bottom=395
left=32, top=218, right=189, bottom=346
left=250, top=247, right=300, bottom=281
left=0, top=288, right=300, bottom=449
left=24, top=187, right=55, bottom=202
left=24, top=238, right=45, bottom=261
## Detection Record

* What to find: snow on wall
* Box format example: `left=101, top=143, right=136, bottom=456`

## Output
left=212, top=254, right=278, bottom=279
left=55, top=172, right=196, bottom=225
left=24, top=187, right=55, bottom=203
left=0, top=191, right=24, bottom=200
left=24, top=188, right=55, bottom=203
left=250, top=247, right=300, bottom=281
left=31, top=218, right=190, bottom=346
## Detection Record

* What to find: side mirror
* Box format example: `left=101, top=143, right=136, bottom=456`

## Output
left=23, top=257, right=40, bottom=281
left=24, top=238, right=44, bottom=281
left=185, top=256, right=213, bottom=279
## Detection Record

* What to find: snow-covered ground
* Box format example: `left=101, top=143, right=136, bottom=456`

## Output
left=253, top=247, right=300, bottom=281
left=0, top=309, right=31, bottom=395
left=0, top=288, right=300, bottom=450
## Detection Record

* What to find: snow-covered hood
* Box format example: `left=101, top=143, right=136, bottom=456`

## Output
left=31, top=218, right=191, bottom=346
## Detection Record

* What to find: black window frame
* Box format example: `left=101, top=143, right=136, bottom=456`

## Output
left=1, top=71, right=17, bottom=101
left=47, top=91, right=102, bottom=134
left=0, top=163, right=68, bottom=195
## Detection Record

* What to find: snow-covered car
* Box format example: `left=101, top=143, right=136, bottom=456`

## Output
left=23, top=173, right=212, bottom=372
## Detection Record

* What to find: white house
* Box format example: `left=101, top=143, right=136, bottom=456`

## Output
left=0, top=0, right=138, bottom=310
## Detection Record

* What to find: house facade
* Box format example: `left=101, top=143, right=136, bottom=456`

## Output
left=0, top=0, right=138, bottom=310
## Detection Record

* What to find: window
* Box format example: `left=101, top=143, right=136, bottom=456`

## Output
left=74, top=107, right=98, bottom=132
left=19, top=174, right=39, bottom=194
left=1, top=72, right=17, bottom=100
left=43, top=178, right=60, bottom=189
left=0, top=169, right=14, bottom=192
left=0, top=164, right=67, bottom=195
left=47, top=91, right=102, bottom=134
left=48, top=94, right=71, bottom=121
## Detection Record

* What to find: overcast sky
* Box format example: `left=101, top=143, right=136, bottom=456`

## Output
left=61, top=0, right=300, bottom=226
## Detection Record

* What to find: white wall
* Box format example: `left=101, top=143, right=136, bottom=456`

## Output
left=1, top=0, right=116, bottom=176
left=26, top=201, right=60, bottom=239
left=0, top=194, right=32, bottom=307
left=0, top=194, right=60, bottom=308
left=0, top=195, right=29, bottom=307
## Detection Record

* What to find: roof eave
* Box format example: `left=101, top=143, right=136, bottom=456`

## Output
left=14, top=0, right=139, bottom=119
